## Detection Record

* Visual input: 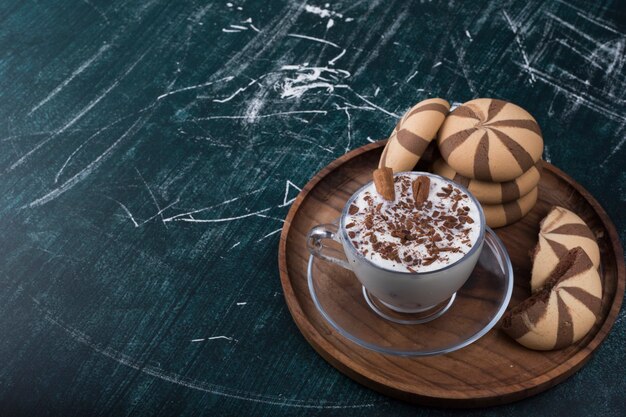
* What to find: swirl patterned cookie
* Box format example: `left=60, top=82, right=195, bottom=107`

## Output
left=432, top=157, right=542, bottom=204
left=502, top=247, right=602, bottom=351
left=481, top=187, right=538, bottom=228
left=378, top=98, right=449, bottom=172
left=531, top=206, right=600, bottom=292
left=437, top=98, right=543, bottom=182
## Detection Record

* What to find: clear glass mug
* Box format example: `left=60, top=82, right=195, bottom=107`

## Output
left=306, top=172, right=486, bottom=313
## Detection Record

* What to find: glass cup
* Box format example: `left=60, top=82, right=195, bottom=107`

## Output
left=306, top=172, right=486, bottom=313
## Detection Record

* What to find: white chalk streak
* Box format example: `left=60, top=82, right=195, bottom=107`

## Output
left=25, top=117, right=146, bottom=208
left=503, top=10, right=536, bottom=83
left=193, top=110, right=327, bottom=121
left=29, top=44, right=111, bottom=116
left=173, top=208, right=270, bottom=223
left=12, top=49, right=146, bottom=172
left=256, top=228, right=282, bottom=242
left=236, top=302, right=247, bottom=306
left=344, top=108, right=352, bottom=153
left=546, top=12, right=614, bottom=53
left=157, top=76, right=234, bottom=100
left=255, top=213, right=286, bottom=223
left=207, top=336, right=236, bottom=341
left=328, top=49, right=346, bottom=65
left=111, top=198, right=139, bottom=227
left=54, top=114, right=129, bottom=183
left=406, top=70, right=418, bottom=82
left=524, top=65, right=626, bottom=123
left=555, top=39, right=603, bottom=69
left=222, top=29, right=241, bottom=33
left=136, top=167, right=166, bottom=226
left=213, top=76, right=266, bottom=103
left=304, top=5, right=342, bottom=19
left=164, top=188, right=264, bottom=222
left=432, top=61, right=442, bottom=68
left=287, top=33, right=340, bottom=49
left=280, top=180, right=302, bottom=207
left=601, top=136, right=625, bottom=166
left=349, top=89, right=400, bottom=118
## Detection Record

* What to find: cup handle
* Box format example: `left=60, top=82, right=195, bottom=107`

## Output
left=306, top=222, right=351, bottom=270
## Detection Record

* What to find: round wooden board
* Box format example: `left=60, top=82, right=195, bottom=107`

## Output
left=278, top=141, right=625, bottom=407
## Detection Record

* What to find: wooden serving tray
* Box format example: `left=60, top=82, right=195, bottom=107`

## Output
left=278, top=141, right=624, bottom=407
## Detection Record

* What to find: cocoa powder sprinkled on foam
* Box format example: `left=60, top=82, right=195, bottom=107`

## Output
left=344, top=173, right=481, bottom=272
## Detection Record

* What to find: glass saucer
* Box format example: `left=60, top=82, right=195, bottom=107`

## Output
left=307, top=227, right=513, bottom=356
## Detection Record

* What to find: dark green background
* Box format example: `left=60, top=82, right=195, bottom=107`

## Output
left=0, top=0, right=624, bottom=416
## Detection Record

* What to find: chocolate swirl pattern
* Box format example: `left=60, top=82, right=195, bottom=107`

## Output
left=379, top=98, right=449, bottom=172
left=437, top=99, right=543, bottom=182
left=481, top=187, right=538, bottom=228
left=432, top=158, right=541, bottom=204
left=502, top=248, right=602, bottom=350
left=532, top=206, right=600, bottom=292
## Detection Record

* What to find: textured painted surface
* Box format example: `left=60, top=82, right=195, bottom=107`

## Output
left=0, top=0, right=624, bottom=416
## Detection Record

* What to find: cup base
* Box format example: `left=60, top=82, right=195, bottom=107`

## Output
left=362, top=287, right=456, bottom=325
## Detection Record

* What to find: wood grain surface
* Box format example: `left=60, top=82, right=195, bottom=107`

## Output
left=279, top=141, right=625, bottom=407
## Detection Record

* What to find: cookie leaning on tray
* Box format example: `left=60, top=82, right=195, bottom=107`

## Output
left=378, top=97, right=543, bottom=228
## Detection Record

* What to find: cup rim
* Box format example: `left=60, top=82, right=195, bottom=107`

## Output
left=339, top=171, right=486, bottom=276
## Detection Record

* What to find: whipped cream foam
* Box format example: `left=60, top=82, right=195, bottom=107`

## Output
left=343, top=172, right=482, bottom=273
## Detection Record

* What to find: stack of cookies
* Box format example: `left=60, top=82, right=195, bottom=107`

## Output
left=434, top=99, right=544, bottom=228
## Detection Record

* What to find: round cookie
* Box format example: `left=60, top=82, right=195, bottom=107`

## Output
left=502, top=247, right=602, bottom=351
left=379, top=98, right=449, bottom=173
left=432, top=158, right=542, bottom=204
left=531, top=206, right=600, bottom=292
left=481, top=187, right=538, bottom=228
left=437, top=98, right=543, bottom=182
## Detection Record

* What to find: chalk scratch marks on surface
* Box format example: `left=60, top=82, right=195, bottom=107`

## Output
left=12, top=49, right=149, bottom=172
left=157, top=76, right=234, bottom=100
left=280, top=180, right=302, bottom=207
left=343, top=108, right=352, bottom=153
left=449, top=36, right=478, bottom=94
left=287, top=33, right=347, bottom=66
left=347, top=89, right=400, bottom=118
left=192, top=110, right=328, bottom=121
left=256, top=228, right=282, bottom=242
left=32, top=299, right=374, bottom=409
left=171, top=208, right=271, bottom=224
left=601, top=136, right=625, bottom=167
left=25, top=116, right=148, bottom=208
left=555, top=39, right=603, bottom=69
left=110, top=198, right=139, bottom=227
left=135, top=167, right=167, bottom=226
left=278, top=65, right=350, bottom=99
left=163, top=188, right=265, bottom=222
left=191, top=336, right=237, bottom=343
left=522, top=65, right=626, bottom=123
left=212, top=75, right=267, bottom=103
left=287, top=33, right=340, bottom=48
left=28, top=44, right=111, bottom=116
left=502, top=10, right=536, bottom=83
left=82, top=0, right=109, bottom=24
